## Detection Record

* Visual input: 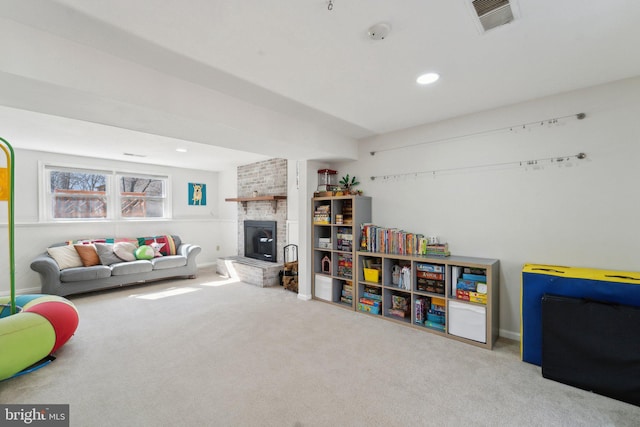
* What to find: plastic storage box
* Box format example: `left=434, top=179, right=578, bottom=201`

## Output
left=363, top=268, right=380, bottom=283
left=448, top=300, right=486, bottom=343
left=314, top=274, right=334, bottom=301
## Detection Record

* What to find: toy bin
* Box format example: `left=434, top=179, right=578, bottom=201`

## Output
left=448, top=300, right=486, bottom=343
left=314, top=274, right=334, bottom=301
left=363, top=268, right=380, bottom=283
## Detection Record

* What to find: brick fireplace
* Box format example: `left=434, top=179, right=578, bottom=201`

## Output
left=217, top=158, right=288, bottom=287
left=236, top=158, right=287, bottom=262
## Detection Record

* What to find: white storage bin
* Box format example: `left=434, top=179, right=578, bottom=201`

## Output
left=314, top=274, right=333, bottom=301
left=448, top=300, right=486, bottom=343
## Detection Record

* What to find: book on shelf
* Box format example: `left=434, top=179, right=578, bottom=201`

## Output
left=360, top=223, right=448, bottom=256
left=425, top=243, right=450, bottom=257
left=451, top=266, right=462, bottom=295
left=313, top=204, right=331, bottom=223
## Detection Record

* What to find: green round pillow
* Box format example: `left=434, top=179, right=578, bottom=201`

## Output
left=134, top=245, right=155, bottom=260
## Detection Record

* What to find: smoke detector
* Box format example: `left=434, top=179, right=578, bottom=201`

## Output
left=368, top=23, right=390, bottom=40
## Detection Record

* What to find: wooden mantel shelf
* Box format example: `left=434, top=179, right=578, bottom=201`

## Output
left=225, top=195, right=287, bottom=203
left=225, top=195, right=287, bottom=212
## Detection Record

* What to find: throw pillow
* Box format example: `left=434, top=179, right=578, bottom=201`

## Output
left=136, top=235, right=176, bottom=256
left=74, top=244, right=101, bottom=267
left=134, top=245, right=155, bottom=260
left=150, top=242, right=165, bottom=257
left=94, top=243, right=123, bottom=265
left=47, top=245, right=84, bottom=270
left=113, top=241, right=138, bottom=262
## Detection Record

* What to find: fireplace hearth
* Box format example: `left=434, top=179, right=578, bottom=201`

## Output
left=244, top=220, right=277, bottom=263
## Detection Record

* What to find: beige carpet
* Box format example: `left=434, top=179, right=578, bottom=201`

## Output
left=1, top=266, right=638, bottom=426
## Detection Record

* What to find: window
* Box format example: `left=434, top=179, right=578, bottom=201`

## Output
left=43, top=165, right=170, bottom=221
left=48, top=168, right=108, bottom=219
left=118, top=175, right=166, bottom=218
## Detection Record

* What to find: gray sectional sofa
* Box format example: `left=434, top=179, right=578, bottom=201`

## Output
left=30, top=235, right=201, bottom=297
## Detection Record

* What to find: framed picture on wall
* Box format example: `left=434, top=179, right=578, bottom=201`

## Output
left=188, top=183, right=206, bottom=206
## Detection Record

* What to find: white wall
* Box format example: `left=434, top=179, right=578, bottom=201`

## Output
left=0, top=149, right=224, bottom=294
left=332, top=76, right=640, bottom=339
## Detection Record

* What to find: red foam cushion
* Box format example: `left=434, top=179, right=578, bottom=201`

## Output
left=25, top=301, right=79, bottom=353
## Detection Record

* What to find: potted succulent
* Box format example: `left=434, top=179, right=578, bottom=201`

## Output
left=339, top=174, right=360, bottom=194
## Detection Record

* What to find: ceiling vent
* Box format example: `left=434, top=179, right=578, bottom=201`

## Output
left=471, top=0, right=514, bottom=32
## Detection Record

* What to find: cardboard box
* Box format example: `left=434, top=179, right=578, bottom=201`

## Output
left=456, top=289, right=470, bottom=301
left=358, top=302, right=381, bottom=314
left=431, top=297, right=446, bottom=307
left=469, top=291, right=487, bottom=304
left=416, top=263, right=444, bottom=273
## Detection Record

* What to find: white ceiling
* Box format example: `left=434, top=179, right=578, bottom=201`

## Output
left=1, top=0, right=639, bottom=171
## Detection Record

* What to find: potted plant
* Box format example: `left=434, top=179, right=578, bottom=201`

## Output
left=339, top=174, right=360, bottom=194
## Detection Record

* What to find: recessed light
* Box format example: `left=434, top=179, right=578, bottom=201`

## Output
left=176, top=148, right=187, bottom=153
left=417, top=72, right=440, bottom=85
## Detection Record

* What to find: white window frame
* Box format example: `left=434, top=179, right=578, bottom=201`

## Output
left=39, top=162, right=172, bottom=222
left=116, top=172, right=171, bottom=220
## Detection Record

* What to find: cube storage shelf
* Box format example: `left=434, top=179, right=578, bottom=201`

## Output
left=356, top=252, right=500, bottom=349
left=311, top=195, right=500, bottom=350
left=312, top=196, right=372, bottom=309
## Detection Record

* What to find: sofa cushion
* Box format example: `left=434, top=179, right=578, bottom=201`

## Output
left=94, top=243, right=123, bottom=266
left=151, top=255, right=187, bottom=270
left=74, top=244, right=101, bottom=267
left=111, top=260, right=153, bottom=276
left=47, top=245, right=84, bottom=270
left=61, top=265, right=112, bottom=282
left=113, top=242, right=138, bottom=262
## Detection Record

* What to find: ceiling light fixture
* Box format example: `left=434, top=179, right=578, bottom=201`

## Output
left=176, top=148, right=187, bottom=153
left=417, top=72, right=440, bottom=85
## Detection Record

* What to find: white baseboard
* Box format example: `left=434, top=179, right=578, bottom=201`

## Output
left=198, top=261, right=217, bottom=268
left=499, top=328, right=521, bottom=342
left=0, top=286, right=42, bottom=297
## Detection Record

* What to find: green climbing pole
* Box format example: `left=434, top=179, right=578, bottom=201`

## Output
left=0, top=137, right=16, bottom=314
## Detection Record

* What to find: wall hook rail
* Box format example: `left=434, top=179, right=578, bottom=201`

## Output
left=370, top=153, right=587, bottom=181
left=369, top=113, right=586, bottom=156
